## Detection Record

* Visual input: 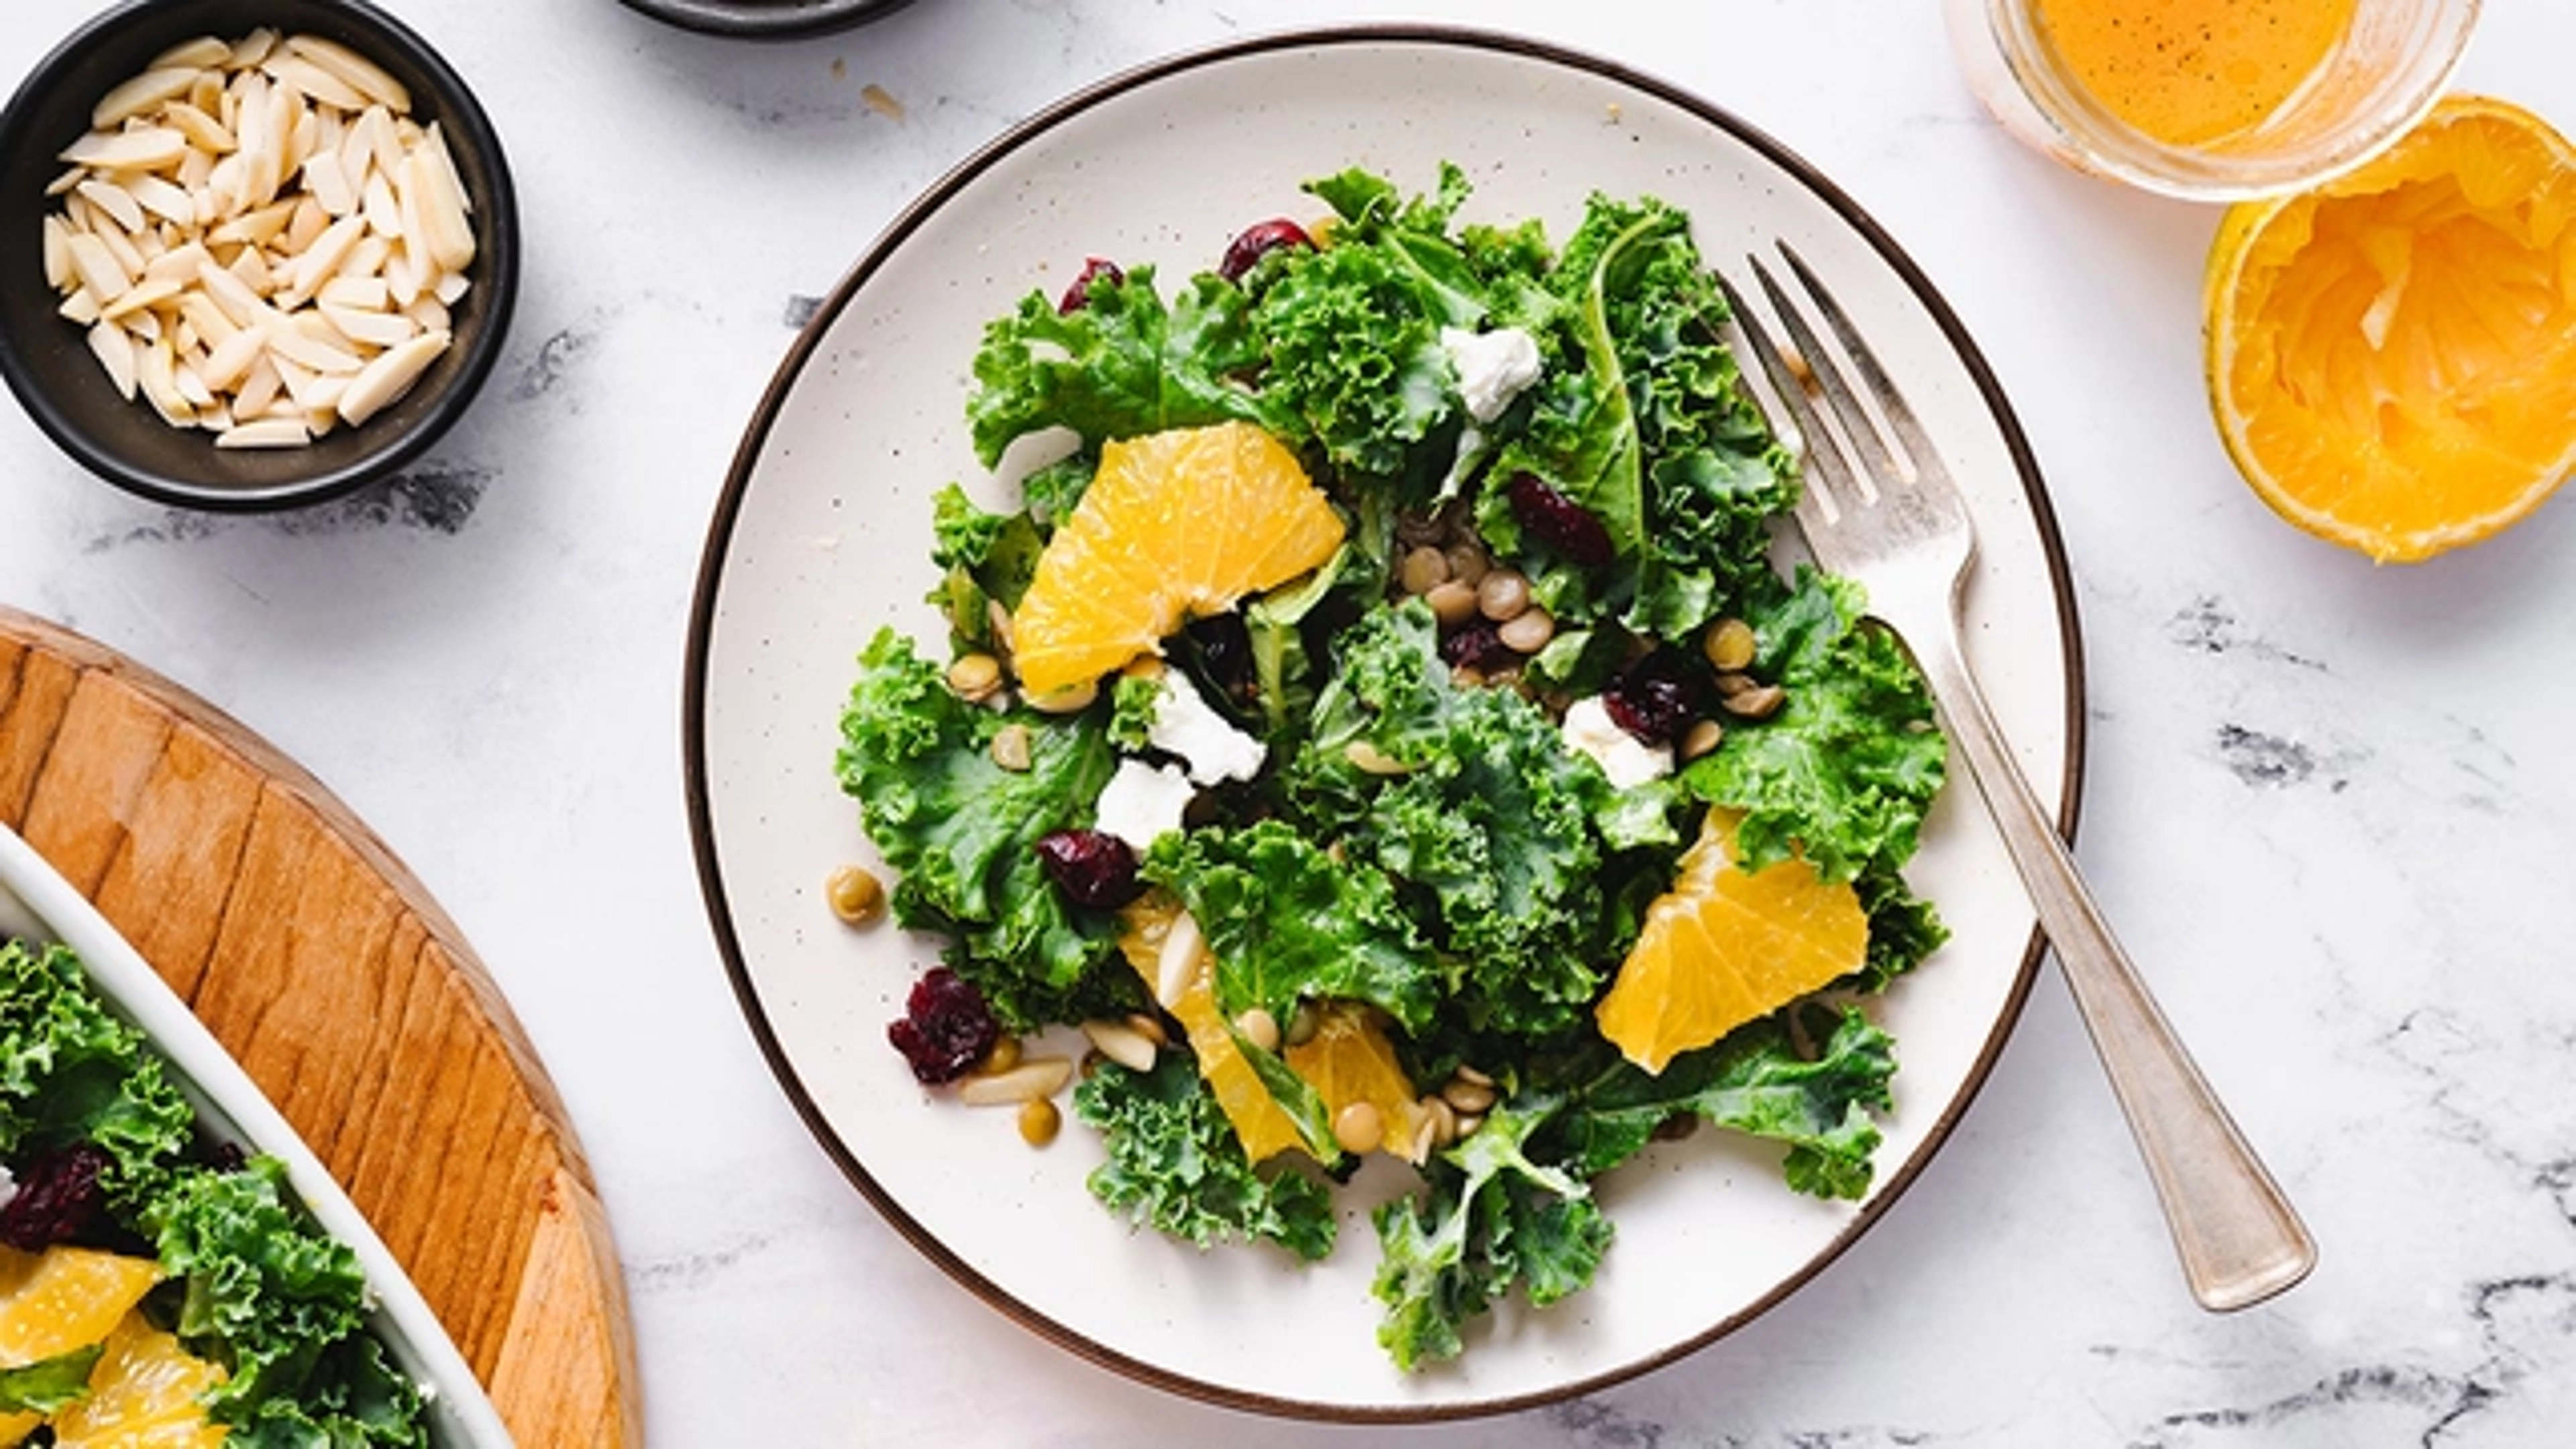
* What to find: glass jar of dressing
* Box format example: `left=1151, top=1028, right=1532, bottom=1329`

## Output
left=1945, top=0, right=2481, bottom=199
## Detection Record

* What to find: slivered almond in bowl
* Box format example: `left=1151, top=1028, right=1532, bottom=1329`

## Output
left=0, top=0, right=517, bottom=511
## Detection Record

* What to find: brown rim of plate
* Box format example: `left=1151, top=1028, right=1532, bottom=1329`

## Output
left=681, top=22, right=2088, bottom=1424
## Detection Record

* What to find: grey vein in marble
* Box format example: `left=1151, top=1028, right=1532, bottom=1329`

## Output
left=2165, top=595, right=2326, bottom=672
left=508, top=323, right=603, bottom=404
left=81, top=462, right=495, bottom=552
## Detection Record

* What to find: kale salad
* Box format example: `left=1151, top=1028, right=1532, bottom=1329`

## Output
left=0, top=939, right=431, bottom=1445
left=836, top=163, right=1950, bottom=1370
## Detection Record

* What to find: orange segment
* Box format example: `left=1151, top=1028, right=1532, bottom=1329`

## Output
left=1595, top=808, right=1868, bottom=1074
left=2207, top=95, right=2576, bottom=562
left=50, top=1312, right=226, bottom=1448
left=1012, top=421, right=1344, bottom=694
left=1283, top=1004, right=1430, bottom=1165
left=1117, top=897, right=1305, bottom=1163
left=0, top=1246, right=162, bottom=1368
left=1118, top=898, right=1428, bottom=1163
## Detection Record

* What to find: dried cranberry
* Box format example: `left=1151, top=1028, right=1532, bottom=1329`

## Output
left=0, top=1142, right=111, bottom=1250
left=1439, top=619, right=1518, bottom=674
left=888, top=968, right=1002, bottom=1085
left=1034, top=828, right=1144, bottom=911
left=1505, top=473, right=1616, bottom=568
left=1218, top=219, right=1314, bottom=283
left=1603, top=653, right=1701, bottom=745
left=1057, top=257, right=1124, bottom=314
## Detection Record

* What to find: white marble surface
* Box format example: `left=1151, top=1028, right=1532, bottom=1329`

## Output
left=6, top=1, right=2575, bottom=1444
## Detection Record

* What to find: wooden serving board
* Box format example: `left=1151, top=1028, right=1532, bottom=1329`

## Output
left=0, top=607, right=639, bottom=1448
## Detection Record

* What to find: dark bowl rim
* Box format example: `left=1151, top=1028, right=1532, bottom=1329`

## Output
left=614, top=0, right=917, bottom=41
left=0, top=0, right=521, bottom=513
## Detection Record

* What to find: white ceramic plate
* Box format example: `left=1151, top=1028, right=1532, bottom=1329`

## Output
left=0, top=823, right=514, bottom=1448
left=686, top=27, right=2082, bottom=1420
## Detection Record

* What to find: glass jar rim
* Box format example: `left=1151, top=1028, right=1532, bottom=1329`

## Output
left=1980, top=0, right=2483, bottom=201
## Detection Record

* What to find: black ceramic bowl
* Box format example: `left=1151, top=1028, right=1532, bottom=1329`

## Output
left=617, top=0, right=916, bottom=40
left=0, top=0, right=518, bottom=511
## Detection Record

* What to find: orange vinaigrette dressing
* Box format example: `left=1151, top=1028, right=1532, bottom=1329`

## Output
left=2033, top=0, right=2361, bottom=148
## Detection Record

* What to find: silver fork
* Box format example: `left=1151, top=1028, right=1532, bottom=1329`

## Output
left=1716, top=242, right=2316, bottom=1312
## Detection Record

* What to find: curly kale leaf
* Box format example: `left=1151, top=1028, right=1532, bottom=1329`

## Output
left=1252, top=242, right=1458, bottom=488
left=1287, top=599, right=1640, bottom=1034
left=0, top=941, right=191, bottom=1211
left=146, top=1159, right=427, bottom=1444
left=1680, top=570, right=1946, bottom=882
left=967, top=266, right=1275, bottom=466
left=1856, top=866, right=1949, bottom=993
left=837, top=628, right=1124, bottom=1028
left=1075, top=1054, right=1336, bottom=1262
left=1144, top=820, right=1438, bottom=1034
left=1479, top=192, right=1794, bottom=637
left=1371, top=1094, right=1611, bottom=1371
left=1544, top=1005, right=1898, bottom=1201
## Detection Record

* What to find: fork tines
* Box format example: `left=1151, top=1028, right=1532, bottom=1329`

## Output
left=1717, top=243, right=1946, bottom=530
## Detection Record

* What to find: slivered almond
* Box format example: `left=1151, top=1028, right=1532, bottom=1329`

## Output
left=92, top=223, right=148, bottom=284
left=286, top=34, right=410, bottom=113
left=76, top=178, right=148, bottom=233
left=262, top=53, right=369, bottom=113
left=303, top=147, right=356, bottom=216
left=957, top=1057, right=1075, bottom=1106
left=233, top=355, right=283, bottom=417
left=402, top=133, right=474, bottom=272
left=86, top=323, right=138, bottom=399
left=143, top=241, right=213, bottom=288
left=100, top=276, right=184, bottom=322
left=163, top=100, right=235, bottom=154
left=126, top=172, right=196, bottom=225
left=1155, top=909, right=1205, bottom=1010
left=335, top=329, right=447, bottom=424
left=360, top=167, right=401, bottom=237
left=341, top=232, right=390, bottom=281
left=194, top=258, right=266, bottom=327
left=136, top=339, right=193, bottom=425
left=215, top=417, right=309, bottom=449
left=431, top=269, right=470, bottom=307
left=282, top=214, right=364, bottom=301
left=58, top=290, right=101, bottom=326
left=318, top=275, right=387, bottom=310
left=207, top=197, right=294, bottom=248
left=179, top=292, right=237, bottom=347
left=319, top=302, right=415, bottom=349
left=41, top=217, right=72, bottom=290
left=229, top=28, right=280, bottom=69
left=93, top=68, right=201, bottom=129
left=284, top=194, right=327, bottom=254
left=44, top=166, right=84, bottom=197
left=199, top=325, right=266, bottom=390
left=403, top=294, right=449, bottom=333
left=266, top=315, right=363, bottom=373
left=1081, top=1019, right=1161, bottom=1073
left=173, top=361, right=215, bottom=408
left=152, top=36, right=234, bottom=72
left=65, top=232, right=134, bottom=303
left=63, top=127, right=189, bottom=171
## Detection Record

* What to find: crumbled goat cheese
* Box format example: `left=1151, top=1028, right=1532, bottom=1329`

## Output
left=1093, top=757, right=1197, bottom=849
left=1440, top=325, right=1543, bottom=423
left=1148, top=672, right=1267, bottom=785
left=1561, top=695, right=1674, bottom=790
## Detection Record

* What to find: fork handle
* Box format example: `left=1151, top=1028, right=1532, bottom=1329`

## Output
left=1913, top=625, right=2317, bottom=1311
